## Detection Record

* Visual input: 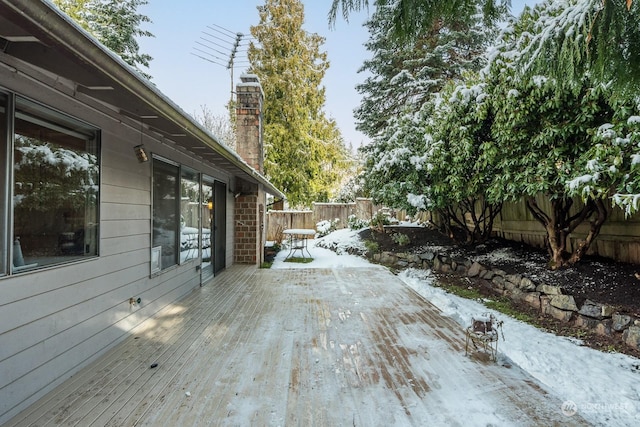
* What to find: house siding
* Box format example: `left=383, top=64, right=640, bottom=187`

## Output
left=0, top=55, right=237, bottom=422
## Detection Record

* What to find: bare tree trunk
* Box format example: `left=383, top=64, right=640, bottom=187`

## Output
left=567, top=199, right=607, bottom=265
left=526, top=196, right=606, bottom=269
left=441, top=199, right=501, bottom=245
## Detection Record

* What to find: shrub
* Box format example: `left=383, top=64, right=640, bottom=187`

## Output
left=347, top=214, right=369, bottom=230
left=364, top=239, right=379, bottom=254
left=316, top=218, right=340, bottom=237
left=391, top=232, right=410, bottom=246
left=370, top=212, right=390, bottom=231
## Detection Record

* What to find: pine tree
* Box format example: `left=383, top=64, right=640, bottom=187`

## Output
left=330, top=0, right=640, bottom=92
left=328, top=0, right=506, bottom=39
left=355, top=3, right=496, bottom=138
left=249, top=0, right=350, bottom=207
left=52, top=0, right=153, bottom=78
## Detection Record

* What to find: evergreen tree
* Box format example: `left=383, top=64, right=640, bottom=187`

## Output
left=328, top=0, right=506, bottom=37
left=330, top=0, right=640, bottom=92
left=357, top=4, right=498, bottom=225
left=249, top=0, right=350, bottom=207
left=421, top=78, right=501, bottom=244
left=355, top=3, right=495, bottom=138
left=52, top=0, right=153, bottom=78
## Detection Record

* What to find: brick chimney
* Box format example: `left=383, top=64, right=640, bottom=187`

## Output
left=235, top=74, right=264, bottom=173
left=234, top=74, right=266, bottom=265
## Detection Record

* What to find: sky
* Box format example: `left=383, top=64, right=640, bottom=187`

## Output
left=272, top=226, right=640, bottom=425
left=138, top=1, right=534, bottom=149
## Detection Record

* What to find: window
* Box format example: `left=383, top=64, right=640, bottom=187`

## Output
left=180, top=168, right=200, bottom=263
left=152, top=158, right=179, bottom=271
left=152, top=160, right=204, bottom=272
left=0, top=93, right=7, bottom=276
left=5, top=95, right=100, bottom=273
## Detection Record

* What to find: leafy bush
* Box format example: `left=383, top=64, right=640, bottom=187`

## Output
left=364, top=239, right=379, bottom=254
left=347, top=214, right=369, bottom=230
left=370, top=212, right=390, bottom=231
left=316, top=218, right=340, bottom=237
left=391, top=232, right=410, bottom=246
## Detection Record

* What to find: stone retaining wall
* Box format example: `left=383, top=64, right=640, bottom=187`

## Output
left=371, top=250, right=640, bottom=351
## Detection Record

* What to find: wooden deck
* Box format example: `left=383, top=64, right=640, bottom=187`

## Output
left=6, top=265, right=587, bottom=426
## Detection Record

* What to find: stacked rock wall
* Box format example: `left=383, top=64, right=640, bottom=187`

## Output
left=371, top=250, right=640, bottom=350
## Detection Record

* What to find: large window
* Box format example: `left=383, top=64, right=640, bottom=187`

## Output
left=11, top=96, right=99, bottom=272
left=180, top=168, right=200, bottom=263
left=0, top=94, right=101, bottom=274
left=0, top=93, right=7, bottom=276
left=152, top=158, right=179, bottom=271
left=152, top=159, right=205, bottom=272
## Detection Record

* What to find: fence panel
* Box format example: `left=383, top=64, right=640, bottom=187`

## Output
left=266, top=210, right=314, bottom=242
left=492, top=195, right=640, bottom=264
left=312, top=203, right=356, bottom=229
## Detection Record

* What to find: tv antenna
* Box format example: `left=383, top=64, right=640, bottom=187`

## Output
left=192, top=23, right=252, bottom=105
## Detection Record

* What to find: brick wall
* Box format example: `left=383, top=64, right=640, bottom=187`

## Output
left=234, top=192, right=258, bottom=264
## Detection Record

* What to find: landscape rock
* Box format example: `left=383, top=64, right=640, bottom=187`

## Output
left=503, top=280, right=518, bottom=292
left=613, top=314, right=633, bottom=332
left=493, top=269, right=507, bottom=278
left=601, top=305, right=616, bottom=318
left=550, top=295, right=579, bottom=312
left=545, top=305, right=574, bottom=322
left=491, top=276, right=505, bottom=290
left=523, top=292, right=541, bottom=310
left=379, top=252, right=397, bottom=265
left=537, top=284, right=563, bottom=295
left=440, top=263, right=452, bottom=273
left=622, top=326, right=640, bottom=350
left=574, top=314, right=599, bottom=330
left=419, top=251, right=436, bottom=261
left=578, top=300, right=610, bottom=320
left=408, top=254, right=421, bottom=264
left=505, top=274, right=522, bottom=286
left=505, top=287, right=525, bottom=301
left=596, top=319, right=613, bottom=337
left=467, top=262, right=483, bottom=277
left=481, top=270, right=495, bottom=280
left=519, top=277, right=536, bottom=292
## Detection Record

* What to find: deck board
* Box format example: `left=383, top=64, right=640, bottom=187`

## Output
left=6, top=265, right=588, bottom=426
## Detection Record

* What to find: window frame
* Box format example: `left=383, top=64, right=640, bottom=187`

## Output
left=0, top=90, right=101, bottom=276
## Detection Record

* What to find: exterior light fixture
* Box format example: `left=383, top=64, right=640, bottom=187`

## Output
left=134, top=144, right=148, bottom=163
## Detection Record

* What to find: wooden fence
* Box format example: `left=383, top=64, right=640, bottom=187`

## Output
left=266, top=198, right=381, bottom=242
left=266, top=195, right=640, bottom=264
left=492, top=195, right=640, bottom=264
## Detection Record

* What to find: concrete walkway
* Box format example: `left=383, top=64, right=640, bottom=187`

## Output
left=6, top=265, right=587, bottom=426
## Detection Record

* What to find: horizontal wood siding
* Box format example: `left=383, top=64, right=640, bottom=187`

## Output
left=0, top=57, right=234, bottom=423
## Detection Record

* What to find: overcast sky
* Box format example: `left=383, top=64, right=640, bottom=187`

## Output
left=138, top=1, right=533, bottom=150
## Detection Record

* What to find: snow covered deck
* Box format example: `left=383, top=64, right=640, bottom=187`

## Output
left=6, top=265, right=587, bottom=426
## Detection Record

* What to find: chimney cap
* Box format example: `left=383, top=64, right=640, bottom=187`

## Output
left=240, top=74, right=260, bottom=84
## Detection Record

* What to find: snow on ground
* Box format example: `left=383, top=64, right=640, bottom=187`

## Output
left=271, top=227, right=374, bottom=269
left=272, top=228, right=640, bottom=426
